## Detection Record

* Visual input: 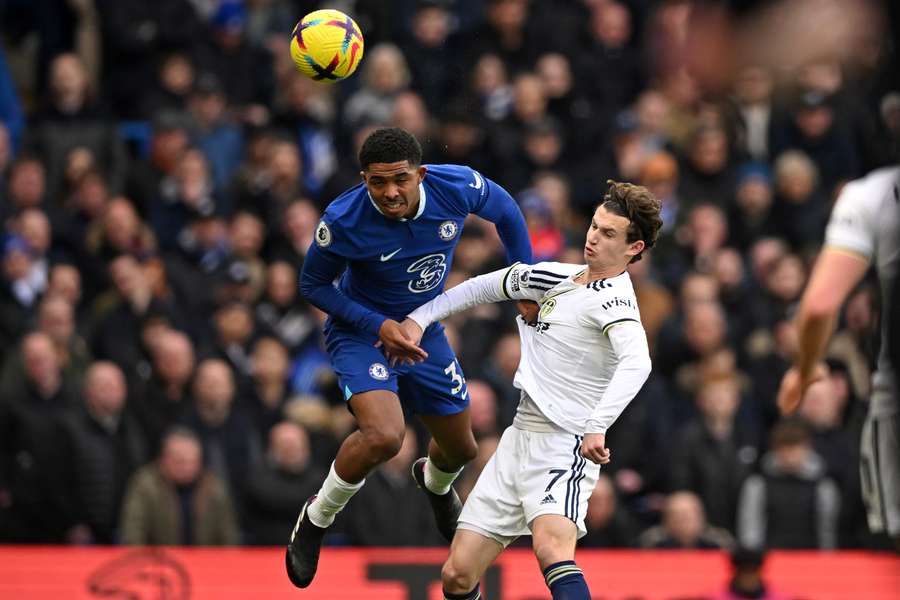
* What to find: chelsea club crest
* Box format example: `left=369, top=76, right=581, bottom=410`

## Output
left=369, top=363, right=389, bottom=381
left=315, top=221, right=332, bottom=247
left=438, top=220, right=458, bottom=241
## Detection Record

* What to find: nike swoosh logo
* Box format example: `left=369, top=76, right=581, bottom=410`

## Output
left=380, top=248, right=402, bottom=261
left=468, top=171, right=483, bottom=190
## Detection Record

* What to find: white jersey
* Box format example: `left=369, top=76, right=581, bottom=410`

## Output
left=825, top=166, right=899, bottom=416
left=409, top=261, right=652, bottom=435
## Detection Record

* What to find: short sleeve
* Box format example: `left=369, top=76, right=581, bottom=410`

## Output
left=824, top=179, right=877, bottom=260
left=501, top=261, right=582, bottom=301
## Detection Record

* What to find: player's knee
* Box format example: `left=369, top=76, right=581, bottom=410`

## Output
left=362, top=428, right=404, bottom=462
left=459, top=437, right=479, bottom=463
left=446, top=435, right=478, bottom=466
left=441, top=559, right=477, bottom=593
left=533, top=532, right=574, bottom=567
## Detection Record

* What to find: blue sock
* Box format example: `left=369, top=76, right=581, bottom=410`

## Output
left=443, top=585, right=481, bottom=600
left=543, top=560, right=590, bottom=599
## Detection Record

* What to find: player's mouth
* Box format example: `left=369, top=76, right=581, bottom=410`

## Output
left=380, top=198, right=406, bottom=214
left=584, top=245, right=595, bottom=257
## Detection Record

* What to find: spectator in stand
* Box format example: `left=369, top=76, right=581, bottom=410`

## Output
left=58, top=361, right=148, bottom=544
left=639, top=491, right=735, bottom=549
left=3, top=155, right=46, bottom=219
left=132, top=329, right=195, bottom=452
left=188, top=73, right=244, bottom=194
left=737, top=419, right=840, bottom=549
left=254, top=261, right=315, bottom=356
left=771, top=150, right=827, bottom=252
left=580, top=474, right=638, bottom=548
left=91, top=254, right=179, bottom=379
left=402, top=0, right=462, bottom=115
left=125, top=111, right=190, bottom=218
left=36, top=293, right=91, bottom=385
left=728, top=163, right=777, bottom=252
left=677, top=125, right=735, bottom=208
left=343, top=43, right=410, bottom=131
left=119, top=427, right=239, bottom=545
left=141, top=52, right=195, bottom=118
left=243, top=421, right=324, bottom=545
left=771, top=90, right=860, bottom=195
left=725, top=65, right=779, bottom=163
left=181, top=359, right=261, bottom=498
left=25, top=53, right=127, bottom=201
left=0, top=236, right=41, bottom=358
left=245, top=336, right=291, bottom=442
left=670, top=372, right=761, bottom=533
left=0, top=332, right=78, bottom=541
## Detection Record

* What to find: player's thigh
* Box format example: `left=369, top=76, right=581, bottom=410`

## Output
left=418, top=408, right=477, bottom=464
left=520, top=432, right=601, bottom=538
left=325, top=325, right=400, bottom=401
left=530, top=514, right=579, bottom=570
left=860, top=412, right=900, bottom=537
left=398, top=324, right=469, bottom=416
left=458, top=428, right=529, bottom=541
left=348, top=389, right=405, bottom=440
left=442, top=529, right=505, bottom=591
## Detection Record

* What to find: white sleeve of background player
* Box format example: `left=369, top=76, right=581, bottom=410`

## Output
left=584, top=321, right=652, bottom=434
left=824, top=178, right=877, bottom=259
left=407, top=262, right=579, bottom=329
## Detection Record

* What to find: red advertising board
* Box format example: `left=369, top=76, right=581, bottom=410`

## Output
left=0, top=546, right=897, bottom=599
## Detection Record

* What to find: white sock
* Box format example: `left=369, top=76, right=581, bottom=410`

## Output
left=424, top=457, right=462, bottom=495
left=307, top=462, right=365, bottom=528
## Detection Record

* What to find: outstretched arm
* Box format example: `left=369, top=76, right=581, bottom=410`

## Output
left=407, top=263, right=550, bottom=331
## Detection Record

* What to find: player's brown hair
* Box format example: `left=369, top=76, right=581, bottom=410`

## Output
left=598, top=180, right=663, bottom=263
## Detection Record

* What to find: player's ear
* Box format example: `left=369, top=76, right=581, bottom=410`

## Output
left=627, top=239, right=645, bottom=258
left=359, top=170, right=366, bottom=183
left=416, top=165, right=427, bottom=181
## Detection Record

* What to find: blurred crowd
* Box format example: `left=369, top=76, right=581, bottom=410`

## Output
left=0, top=0, right=897, bottom=551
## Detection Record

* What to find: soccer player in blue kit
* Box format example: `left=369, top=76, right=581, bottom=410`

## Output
left=285, top=127, right=532, bottom=588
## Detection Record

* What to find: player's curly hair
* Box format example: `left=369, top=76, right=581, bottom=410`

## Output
left=599, top=180, right=663, bottom=263
left=358, top=127, right=423, bottom=169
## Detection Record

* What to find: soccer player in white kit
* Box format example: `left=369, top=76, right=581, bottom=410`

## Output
left=396, top=181, right=662, bottom=600
left=778, top=166, right=900, bottom=548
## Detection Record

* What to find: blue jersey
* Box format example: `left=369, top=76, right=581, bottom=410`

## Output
left=300, top=164, right=532, bottom=336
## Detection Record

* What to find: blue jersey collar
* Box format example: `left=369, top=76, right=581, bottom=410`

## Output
left=368, top=183, right=427, bottom=221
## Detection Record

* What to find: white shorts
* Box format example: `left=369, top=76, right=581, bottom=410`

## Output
left=860, top=412, right=900, bottom=537
left=458, top=426, right=600, bottom=547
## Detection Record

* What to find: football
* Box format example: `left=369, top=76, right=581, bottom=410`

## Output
left=289, top=9, right=364, bottom=83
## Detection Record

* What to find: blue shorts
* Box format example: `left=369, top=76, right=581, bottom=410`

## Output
left=324, top=319, right=469, bottom=416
